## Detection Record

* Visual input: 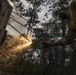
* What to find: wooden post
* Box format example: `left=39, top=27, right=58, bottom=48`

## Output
left=0, top=1, right=13, bottom=45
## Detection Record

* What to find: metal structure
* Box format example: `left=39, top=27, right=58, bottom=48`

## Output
left=0, top=1, right=32, bottom=44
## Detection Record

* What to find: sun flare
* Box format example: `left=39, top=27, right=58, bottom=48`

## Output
left=0, top=34, right=32, bottom=67
left=12, top=34, right=32, bottom=52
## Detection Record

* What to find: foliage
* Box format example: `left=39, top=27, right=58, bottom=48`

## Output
left=1, top=0, right=76, bottom=75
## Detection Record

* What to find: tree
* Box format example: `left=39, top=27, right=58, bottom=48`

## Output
left=2, top=0, right=76, bottom=75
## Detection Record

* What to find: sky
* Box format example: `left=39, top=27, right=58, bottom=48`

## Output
left=6, top=0, right=52, bottom=36
left=6, top=0, right=29, bottom=36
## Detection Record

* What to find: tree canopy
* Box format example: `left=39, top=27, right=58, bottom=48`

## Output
left=1, top=0, right=76, bottom=75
